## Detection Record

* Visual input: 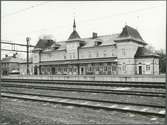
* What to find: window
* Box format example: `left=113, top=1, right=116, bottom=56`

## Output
left=70, top=53, right=72, bottom=59
left=88, top=52, right=92, bottom=58
left=74, top=68, right=77, bottom=72
left=112, top=64, right=117, bottom=71
left=51, top=67, right=55, bottom=75
left=73, top=53, right=75, bottom=58
left=104, top=66, right=107, bottom=71
left=112, top=51, right=115, bottom=56
left=64, top=66, right=67, bottom=72
left=95, top=41, right=102, bottom=46
left=87, top=64, right=92, bottom=72
left=96, top=66, right=99, bottom=71
left=122, top=63, right=126, bottom=71
left=69, top=68, right=72, bottom=72
left=55, top=67, right=57, bottom=73
left=103, top=50, right=107, bottom=57
left=58, top=67, right=61, bottom=72
left=41, top=67, right=45, bottom=74
left=96, top=52, right=99, bottom=57
left=122, top=48, right=126, bottom=56
left=146, top=65, right=150, bottom=71
left=64, top=55, right=66, bottom=59
left=47, top=67, right=51, bottom=74
left=107, top=66, right=111, bottom=71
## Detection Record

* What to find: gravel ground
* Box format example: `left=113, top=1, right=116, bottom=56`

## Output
left=2, top=87, right=165, bottom=106
left=1, top=98, right=165, bottom=124
left=0, top=110, right=63, bottom=125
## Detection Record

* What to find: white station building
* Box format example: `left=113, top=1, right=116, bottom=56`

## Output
left=32, top=20, right=159, bottom=75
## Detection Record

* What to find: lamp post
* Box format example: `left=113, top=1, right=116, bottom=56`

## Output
left=26, top=37, right=31, bottom=75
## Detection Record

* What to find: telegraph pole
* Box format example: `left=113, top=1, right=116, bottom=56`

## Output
left=0, top=1, right=1, bottom=108
left=26, top=37, right=30, bottom=75
left=0, top=32, right=1, bottom=110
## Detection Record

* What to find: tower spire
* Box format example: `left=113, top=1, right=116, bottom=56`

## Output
left=73, top=18, right=76, bottom=31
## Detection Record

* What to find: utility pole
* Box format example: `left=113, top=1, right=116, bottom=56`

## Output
left=77, top=47, right=80, bottom=75
left=26, top=37, right=31, bottom=75
left=0, top=32, right=1, bottom=110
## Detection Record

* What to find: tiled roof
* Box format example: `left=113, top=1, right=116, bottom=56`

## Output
left=135, top=47, right=159, bottom=58
left=54, top=33, right=118, bottom=50
left=33, top=25, right=147, bottom=51
left=34, top=39, right=55, bottom=49
left=80, top=34, right=118, bottom=48
left=119, top=25, right=143, bottom=40
left=68, top=30, right=80, bottom=40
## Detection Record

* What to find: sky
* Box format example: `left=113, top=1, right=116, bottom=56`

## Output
left=1, top=1, right=166, bottom=58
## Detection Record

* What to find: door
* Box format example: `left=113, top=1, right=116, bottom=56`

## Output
left=80, top=67, right=84, bottom=75
left=139, top=66, right=142, bottom=75
left=51, top=67, right=55, bottom=75
left=34, top=66, right=38, bottom=75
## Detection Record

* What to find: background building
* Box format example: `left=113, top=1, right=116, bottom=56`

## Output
left=19, top=58, right=33, bottom=75
left=1, top=53, right=25, bottom=75
left=32, top=20, right=159, bottom=75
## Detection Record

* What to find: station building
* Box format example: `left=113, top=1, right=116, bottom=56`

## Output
left=32, top=20, right=159, bottom=75
left=1, top=54, right=25, bottom=75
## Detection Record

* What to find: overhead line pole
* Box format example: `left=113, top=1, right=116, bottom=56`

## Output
left=1, top=39, right=34, bottom=77
left=0, top=1, right=1, bottom=110
left=26, top=37, right=31, bottom=75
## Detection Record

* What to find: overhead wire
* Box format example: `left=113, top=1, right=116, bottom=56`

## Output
left=1, top=4, right=165, bottom=43
left=78, top=4, right=165, bottom=23
left=2, top=1, right=49, bottom=19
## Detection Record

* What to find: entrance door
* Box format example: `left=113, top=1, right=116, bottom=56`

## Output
left=51, top=67, right=55, bottom=75
left=139, top=66, right=142, bottom=75
left=80, top=67, right=84, bottom=75
left=34, top=66, right=38, bottom=75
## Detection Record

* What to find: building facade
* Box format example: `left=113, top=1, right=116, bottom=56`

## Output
left=1, top=54, right=25, bottom=75
left=32, top=20, right=159, bottom=75
left=19, top=61, right=33, bottom=75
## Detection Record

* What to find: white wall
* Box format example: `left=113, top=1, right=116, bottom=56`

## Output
left=32, top=52, right=40, bottom=63
left=41, top=50, right=66, bottom=61
left=135, top=58, right=159, bottom=75
left=116, top=41, right=145, bottom=75
left=79, top=45, right=117, bottom=59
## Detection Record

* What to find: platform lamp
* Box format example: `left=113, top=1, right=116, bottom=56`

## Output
left=26, top=37, right=31, bottom=75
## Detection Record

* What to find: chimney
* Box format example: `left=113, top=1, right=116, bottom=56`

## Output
left=92, top=32, right=97, bottom=39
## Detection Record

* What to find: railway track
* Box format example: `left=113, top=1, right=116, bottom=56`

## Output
left=2, top=91, right=165, bottom=117
left=2, top=83, right=165, bottom=97
left=2, top=90, right=165, bottom=108
left=1, top=79, right=166, bottom=88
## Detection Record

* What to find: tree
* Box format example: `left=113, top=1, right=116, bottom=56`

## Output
left=155, top=49, right=166, bottom=73
left=146, top=45, right=166, bottom=74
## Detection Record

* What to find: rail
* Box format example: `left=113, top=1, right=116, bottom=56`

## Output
left=1, top=74, right=166, bottom=83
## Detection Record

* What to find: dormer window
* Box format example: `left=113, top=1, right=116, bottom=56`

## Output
left=95, top=41, right=102, bottom=46
left=52, top=43, right=61, bottom=50
left=79, top=41, right=86, bottom=47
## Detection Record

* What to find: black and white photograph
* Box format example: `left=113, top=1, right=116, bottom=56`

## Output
left=0, top=1, right=166, bottom=124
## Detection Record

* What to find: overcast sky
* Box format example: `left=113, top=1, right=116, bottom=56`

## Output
left=1, top=1, right=166, bottom=58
